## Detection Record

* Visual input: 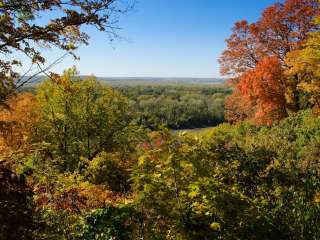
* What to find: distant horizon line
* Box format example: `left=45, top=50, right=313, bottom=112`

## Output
left=29, top=75, right=226, bottom=80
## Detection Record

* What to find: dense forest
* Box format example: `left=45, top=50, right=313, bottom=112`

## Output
left=1, top=0, right=320, bottom=239
left=24, top=83, right=230, bottom=130
left=117, top=85, right=230, bottom=129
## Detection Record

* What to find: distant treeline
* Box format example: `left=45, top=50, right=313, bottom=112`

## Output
left=22, top=83, right=231, bottom=130
left=117, top=85, right=231, bottom=129
left=19, top=76, right=225, bottom=87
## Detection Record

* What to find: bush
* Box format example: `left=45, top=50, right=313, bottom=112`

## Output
left=85, top=152, right=130, bottom=193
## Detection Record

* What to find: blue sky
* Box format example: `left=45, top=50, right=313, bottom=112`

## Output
left=43, top=0, right=277, bottom=78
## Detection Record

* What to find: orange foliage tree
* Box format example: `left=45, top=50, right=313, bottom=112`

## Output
left=0, top=93, right=39, bottom=163
left=237, top=57, right=287, bottom=124
left=220, top=0, right=319, bottom=124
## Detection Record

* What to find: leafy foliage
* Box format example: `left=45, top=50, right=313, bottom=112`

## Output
left=0, top=0, right=130, bottom=102
left=1, top=0, right=320, bottom=239
left=133, top=111, right=320, bottom=239
left=118, top=85, right=230, bottom=129
left=75, top=205, right=139, bottom=240
left=220, top=0, right=319, bottom=124
left=35, top=68, right=143, bottom=171
left=286, top=16, right=320, bottom=112
left=0, top=92, right=40, bottom=165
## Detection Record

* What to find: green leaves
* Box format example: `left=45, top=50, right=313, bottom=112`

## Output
left=130, top=110, right=320, bottom=239
left=75, top=205, right=138, bottom=240
left=118, top=85, right=229, bottom=130
left=35, top=69, right=141, bottom=172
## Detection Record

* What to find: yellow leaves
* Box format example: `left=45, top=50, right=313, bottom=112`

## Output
left=138, top=156, right=146, bottom=166
left=188, top=183, right=200, bottom=199
left=143, top=184, right=152, bottom=193
left=50, top=68, right=76, bottom=88
left=191, top=201, right=207, bottom=215
left=188, top=191, right=199, bottom=199
left=262, top=158, right=280, bottom=177
left=66, top=42, right=76, bottom=51
left=153, top=173, right=162, bottom=178
left=285, top=18, right=320, bottom=110
left=285, top=50, right=305, bottom=75
left=298, top=82, right=320, bottom=95
left=210, top=222, right=221, bottom=231
left=78, top=184, right=119, bottom=208
left=315, top=192, right=320, bottom=204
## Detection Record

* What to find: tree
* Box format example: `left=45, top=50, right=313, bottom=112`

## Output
left=236, top=56, right=287, bottom=125
left=220, top=0, right=319, bottom=124
left=36, top=68, right=142, bottom=171
left=286, top=17, right=320, bottom=112
left=132, top=111, right=320, bottom=239
left=224, top=88, right=252, bottom=124
left=0, top=92, right=40, bottom=163
left=0, top=0, right=132, bottom=102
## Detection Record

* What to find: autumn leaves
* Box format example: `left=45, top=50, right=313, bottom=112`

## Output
left=220, top=0, right=320, bottom=125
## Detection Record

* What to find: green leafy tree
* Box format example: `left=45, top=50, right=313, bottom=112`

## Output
left=132, top=111, right=320, bottom=239
left=36, top=68, right=143, bottom=172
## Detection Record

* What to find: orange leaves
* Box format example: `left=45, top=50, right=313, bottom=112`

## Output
left=219, top=20, right=260, bottom=77
left=227, top=57, right=287, bottom=125
left=35, top=183, right=123, bottom=213
left=0, top=93, right=40, bottom=160
left=255, top=0, right=319, bottom=60
left=221, top=0, right=320, bottom=125
left=224, top=89, right=251, bottom=124
left=238, top=57, right=285, bottom=100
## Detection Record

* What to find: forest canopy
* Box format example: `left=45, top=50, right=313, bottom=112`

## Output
left=1, top=0, right=320, bottom=239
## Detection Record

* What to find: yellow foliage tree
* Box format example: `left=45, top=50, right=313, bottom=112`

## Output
left=286, top=17, right=320, bottom=112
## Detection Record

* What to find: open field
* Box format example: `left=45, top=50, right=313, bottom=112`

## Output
left=171, top=126, right=216, bottom=135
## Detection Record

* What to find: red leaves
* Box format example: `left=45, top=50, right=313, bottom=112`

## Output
left=221, top=0, right=319, bottom=125
left=235, top=56, right=287, bottom=125
left=219, top=20, right=261, bottom=77
left=35, top=184, right=123, bottom=213
left=256, top=0, right=319, bottom=61
left=224, top=89, right=251, bottom=124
